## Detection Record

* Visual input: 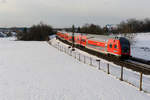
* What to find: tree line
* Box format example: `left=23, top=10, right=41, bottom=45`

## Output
left=76, top=18, right=150, bottom=35
left=17, top=22, right=55, bottom=41
left=117, top=18, right=150, bottom=33
left=16, top=18, right=150, bottom=41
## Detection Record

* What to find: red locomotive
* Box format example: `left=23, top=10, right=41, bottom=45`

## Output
left=56, top=32, right=131, bottom=58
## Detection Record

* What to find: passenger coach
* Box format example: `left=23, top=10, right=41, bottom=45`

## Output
left=56, top=32, right=131, bottom=58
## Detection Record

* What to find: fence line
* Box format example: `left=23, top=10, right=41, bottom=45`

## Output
left=49, top=41, right=150, bottom=94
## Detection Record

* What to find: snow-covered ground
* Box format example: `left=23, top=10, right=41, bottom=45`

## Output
left=130, top=33, right=150, bottom=60
left=0, top=37, right=150, bottom=100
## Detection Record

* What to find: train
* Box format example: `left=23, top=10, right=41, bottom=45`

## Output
left=56, top=32, right=131, bottom=58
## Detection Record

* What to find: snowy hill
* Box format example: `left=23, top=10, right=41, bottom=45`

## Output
left=0, top=38, right=149, bottom=100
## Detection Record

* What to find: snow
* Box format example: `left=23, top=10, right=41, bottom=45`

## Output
left=0, top=38, right=150, bottom=100
left=0, top=32, right=7, bottom=37
left=130, top=33, right=150, bottom=60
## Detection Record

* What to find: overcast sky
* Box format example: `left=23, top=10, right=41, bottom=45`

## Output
left=0, top=0, right=150, bottom=28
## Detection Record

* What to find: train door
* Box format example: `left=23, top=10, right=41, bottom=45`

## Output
left=104, top=42, right=107, bottom=52
left=107, top=39, right=114, bottom=53
left=112, top=40, right=121, bottom=56
left=77, top=36, right=80, bottom=44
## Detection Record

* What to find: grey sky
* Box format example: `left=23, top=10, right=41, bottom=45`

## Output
left=0, top=0, right=150, bottom=28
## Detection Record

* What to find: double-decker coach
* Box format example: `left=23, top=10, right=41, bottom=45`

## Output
left=84, top=34, right=130, bottom=57
left=56, top=32, right=130, bottom=58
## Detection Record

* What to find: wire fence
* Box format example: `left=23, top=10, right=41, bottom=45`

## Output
left=49, top=41, right=150, bottom=94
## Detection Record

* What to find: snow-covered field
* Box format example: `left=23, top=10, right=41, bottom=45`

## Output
left=130, top=33, right=150, bottom=60
left=0, top=37, right=150, bottom=100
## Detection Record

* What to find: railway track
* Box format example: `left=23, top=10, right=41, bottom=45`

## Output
left=57, top=37, right=150, bottom=75
left=130, top=57, right=150, bottom=65
left=125, top=60, right=150, bottom=72
left=118, top=60, right=150, bottom=74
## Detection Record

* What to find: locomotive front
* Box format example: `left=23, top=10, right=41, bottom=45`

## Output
left=119, top=37, right=131, bottom=58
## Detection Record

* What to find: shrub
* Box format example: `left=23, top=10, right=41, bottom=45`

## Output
left=80, top=24, right=104, bottom=35
left=17, top=23, right=54, bottom=41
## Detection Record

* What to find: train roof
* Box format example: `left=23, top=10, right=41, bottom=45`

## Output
left=58, top=32, right=127, bottom=42
left=85, top=34, right=117, bottom=42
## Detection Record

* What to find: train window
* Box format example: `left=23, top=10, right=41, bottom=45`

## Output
left=109, top=44, right=112, bottom=48
left=81, top=39, right=85, bottom=42
left=114, top=45, right=117, bottom=49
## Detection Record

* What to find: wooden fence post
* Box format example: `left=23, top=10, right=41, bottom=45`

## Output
left=120, top=66, right=123, bottom=81
left=139, top=72, right=143, bottom=91
left=107, top=63, right=110, bottom=74
left=69, top=49, right=70, bottom=55
left=90, top=57, right=92, bottom=65
left=67, top=48, right=69, bottom=54
left=70, top=51, right=72, bottom=56
left=98, top=60, right=100, bottom=70
left=75, top=52, right=76, bottom=59
left=84, top=56, right=86, bottom=63
left=96, top=59, right=100, bottom=70
left=68, top=49, right=69, bottom=54
left=79, top=53, right=80, bottom=61
left=65, top=47, right=66, bottom=53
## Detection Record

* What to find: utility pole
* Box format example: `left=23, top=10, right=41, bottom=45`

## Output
left=80, top=33, right=82, bottom=46
left=106, top=24, right=113, bottom=34
left=72, top=25, right=75, bottom=51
